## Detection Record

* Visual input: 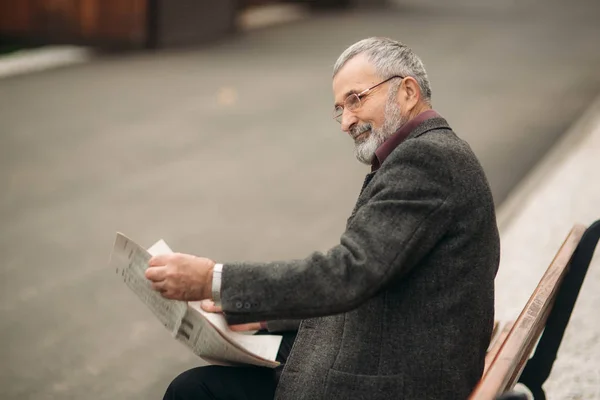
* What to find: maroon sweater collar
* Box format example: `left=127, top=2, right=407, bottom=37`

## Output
left=372, top=109, right=440, bottom=171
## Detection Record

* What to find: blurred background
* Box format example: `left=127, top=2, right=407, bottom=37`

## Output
left=1, top=0, right=599, bottom=399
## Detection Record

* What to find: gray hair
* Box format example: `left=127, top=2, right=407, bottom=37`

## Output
left=333, top=37, right=432, bottom=102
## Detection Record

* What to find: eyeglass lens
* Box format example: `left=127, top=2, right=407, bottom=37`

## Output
left=333, top=94, right=361, bottom=122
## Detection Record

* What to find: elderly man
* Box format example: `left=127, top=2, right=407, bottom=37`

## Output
left=146, top=37, right=500, bottom=400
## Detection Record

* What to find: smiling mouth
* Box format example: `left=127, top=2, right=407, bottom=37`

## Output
left=354, top=130, right=370, bottom=142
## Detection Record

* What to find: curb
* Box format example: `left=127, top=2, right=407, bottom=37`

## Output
left=496, top=94, right=600, bottom=232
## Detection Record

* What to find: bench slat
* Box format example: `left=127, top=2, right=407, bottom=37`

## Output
left=484, top=321, right=514, bottom=377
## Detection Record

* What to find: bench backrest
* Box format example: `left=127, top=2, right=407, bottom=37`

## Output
left=469, top=224, right=587, bottom=399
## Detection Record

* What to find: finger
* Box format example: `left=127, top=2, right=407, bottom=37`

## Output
left=230, top=322, right=262, bottom=332
left=161, top=289, right=183, bottom=301
left=149, top=253, right=173, bottom=267
left=200, top=300, right=223, bottom=313
left=145, top=265, right=169, bottom=282
left=151, top=280, right=166, bottom=292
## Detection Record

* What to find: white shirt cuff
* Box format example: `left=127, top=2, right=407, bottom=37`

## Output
left=212, top=263, right=223, bottom=306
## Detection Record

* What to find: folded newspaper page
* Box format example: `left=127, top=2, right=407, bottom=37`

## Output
left=109, top=232, right=282, bottom=368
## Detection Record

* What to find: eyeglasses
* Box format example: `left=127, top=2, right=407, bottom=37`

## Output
left=333, top=75, right=404, bottom=123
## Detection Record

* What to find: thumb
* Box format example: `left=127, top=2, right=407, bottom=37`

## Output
left=230, top=322, right=263, bottom=332
left=200, top=300, right=223, bottom=313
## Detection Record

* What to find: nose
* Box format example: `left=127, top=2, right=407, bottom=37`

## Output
left=340, top=108, right=358, bottom=133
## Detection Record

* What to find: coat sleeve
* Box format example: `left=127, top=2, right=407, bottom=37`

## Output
left=221, top=138, right=456, bottom=325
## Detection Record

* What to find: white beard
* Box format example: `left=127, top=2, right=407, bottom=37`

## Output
left=354, top=132, right=381, bottom=165
left=352, top=94, right=406, bottom=165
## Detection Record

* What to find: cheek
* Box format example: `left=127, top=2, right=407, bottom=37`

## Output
left=361, top=113, right=386, bottom=130
left=356, top=105, right=385, bottom=127
left=367, top=99, right=389, bottom=123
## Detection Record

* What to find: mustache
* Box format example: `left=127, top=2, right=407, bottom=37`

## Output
left=350, top=123, right=372, bottom=139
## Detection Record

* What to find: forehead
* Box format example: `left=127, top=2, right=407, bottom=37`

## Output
left=332, top=54, right=379, bottom=101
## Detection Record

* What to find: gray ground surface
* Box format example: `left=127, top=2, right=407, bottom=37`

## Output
left=1, top=0, right=599, bottom=398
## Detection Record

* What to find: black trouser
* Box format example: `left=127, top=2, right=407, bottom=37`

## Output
left=163, top=331, right=297, bottom=400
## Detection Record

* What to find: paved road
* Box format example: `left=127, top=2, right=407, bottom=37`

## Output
left=1, top=0, right=599, bottom=398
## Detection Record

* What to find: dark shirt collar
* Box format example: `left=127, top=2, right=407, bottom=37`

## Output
left=371, top=109, right=440, bottom=171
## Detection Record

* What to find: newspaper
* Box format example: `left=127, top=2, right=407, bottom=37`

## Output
left=109, top=232, right=282, bottom=368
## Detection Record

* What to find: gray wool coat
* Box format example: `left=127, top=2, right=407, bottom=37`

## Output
left=221, top=116, right=500, bottom=400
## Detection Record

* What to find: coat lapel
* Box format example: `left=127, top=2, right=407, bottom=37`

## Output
left=360, top=171, right=376, bottom=194
left=347, top=171, right=377, bottom=223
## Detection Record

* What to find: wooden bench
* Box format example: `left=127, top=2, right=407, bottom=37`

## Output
left=469, top=220, right=600, bottom=400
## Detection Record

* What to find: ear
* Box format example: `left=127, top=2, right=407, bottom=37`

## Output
left=399, top=77, right=421, bottom=111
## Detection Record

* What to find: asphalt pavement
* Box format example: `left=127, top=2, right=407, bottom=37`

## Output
left=1, top=0, right=599, bottom=398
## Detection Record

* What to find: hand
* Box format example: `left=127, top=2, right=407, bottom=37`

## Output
left=201, top=300, right=265, bottom=332
left=145, top=253, right=214, bottom=301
